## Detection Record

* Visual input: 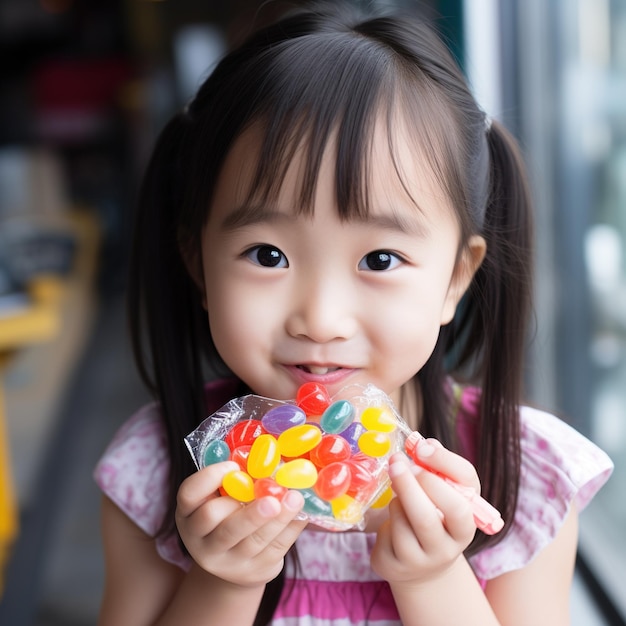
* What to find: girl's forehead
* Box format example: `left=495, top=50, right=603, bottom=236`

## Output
left=212, top=112, right=454, bottom=226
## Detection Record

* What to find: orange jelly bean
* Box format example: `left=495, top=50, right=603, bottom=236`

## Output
left=230, top=444, right=251, bottom=470
left=314, top=462, right=351, bottom=500
left=253, top=477, right=288, bottom=500
left=310, top=434, right=352, bottom=467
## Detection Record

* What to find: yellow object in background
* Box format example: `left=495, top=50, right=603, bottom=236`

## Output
left=0, top=373, right=18, bottom=591
left=0, top=276, right=64, bottom=592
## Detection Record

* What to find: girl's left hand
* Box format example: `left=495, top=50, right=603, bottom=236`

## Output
left=370, top=440, right=479, bottom=586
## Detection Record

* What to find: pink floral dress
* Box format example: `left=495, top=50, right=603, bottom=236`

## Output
left=94, top=379, right=613, bottom=626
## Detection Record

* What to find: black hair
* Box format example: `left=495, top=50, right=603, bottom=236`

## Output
left=128, top=3, right=533, bottom=623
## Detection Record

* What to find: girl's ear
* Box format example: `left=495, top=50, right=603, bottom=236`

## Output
left=179, top=239, right=208, bottom=310
left=441, top=235, right=486, bottom=325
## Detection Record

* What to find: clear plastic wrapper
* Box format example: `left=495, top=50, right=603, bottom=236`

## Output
left=184, top=382, right=410, bottom=531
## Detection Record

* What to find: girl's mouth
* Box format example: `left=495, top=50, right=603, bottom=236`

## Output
left=296, top=365, right=341, bottom=375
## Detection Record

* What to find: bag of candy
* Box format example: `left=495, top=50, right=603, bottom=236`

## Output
left=184, top=382, right=410, bottom=531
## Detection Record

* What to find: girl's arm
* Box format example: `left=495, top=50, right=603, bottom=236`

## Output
left=373, top=447, right=579, bottom=626
left=98, top=461, right=307, bottom=626
left=484, top=503, right=578, bottom=625
left=98, top=496, right=267, bottom=626
left=372, top=450, right=502, bottom=625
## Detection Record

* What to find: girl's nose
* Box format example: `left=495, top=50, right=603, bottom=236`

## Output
left=285, top=277, right=358, bottom=343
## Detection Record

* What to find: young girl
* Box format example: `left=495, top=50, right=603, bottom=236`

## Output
left=94, top=4, right=613, bottom=625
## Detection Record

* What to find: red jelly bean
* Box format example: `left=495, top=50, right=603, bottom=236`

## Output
left=310, top=434, right=352, bottom=467
left=346, top=456, right=378, bottom=499
left=230, top=445, right=251, bottom=470
left=314, top=462, right=351, bottom=500
left=296, top=382, right=331, bottom=416
left=225, top=419, right=265, bottom=449
left=253, top=477, right=288, bottom=500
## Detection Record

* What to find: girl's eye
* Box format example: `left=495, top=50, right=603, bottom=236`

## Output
left=245, top=245, right=288, bottom=268
left=358, top=250, right=403, bottom=271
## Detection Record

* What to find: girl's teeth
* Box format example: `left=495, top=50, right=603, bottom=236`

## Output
left=306, top=366, right=337, bottom=375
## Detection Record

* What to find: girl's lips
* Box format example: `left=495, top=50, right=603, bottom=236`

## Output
left=284, top=364, right=358, bottom=385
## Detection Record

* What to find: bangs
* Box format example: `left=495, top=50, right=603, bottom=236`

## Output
left=238, top=31, right=457, bottom=222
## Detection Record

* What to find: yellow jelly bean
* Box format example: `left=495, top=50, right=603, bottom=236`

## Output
left=275, top=458, right=318, bottom=489
left=370, top=484, right=393, bottom=509
left=277, top=424, right=322, bottom=457
left=247, top=434, right=280, bottom=478
left=331, top=494, right=363, bottom=524
left=360, top=407, right=397, bottom=433
left=222, top=470, right=255, bottom=502
left=357, top=430, right=391, bottom=457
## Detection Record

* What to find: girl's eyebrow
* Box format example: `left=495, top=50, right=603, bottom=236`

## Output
left=220, top=203, right=431, bottom=237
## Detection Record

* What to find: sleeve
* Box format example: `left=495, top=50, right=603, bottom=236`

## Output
left=470, top=407, right=613, bottom=580
left=469, top=405, right=614, bottom=580
left=93, top=404, right=192, bottom=571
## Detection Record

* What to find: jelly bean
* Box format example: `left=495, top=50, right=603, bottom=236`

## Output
left=253, top=477, right=288, bottom=500
left=230, top=444, right=251, bottom=470
left=370, top=484, right=393, bottom=508
left=338, top=421, right=367, bottom=452
left=225, top=419, right=265, bottom=449
left=222, top=470, right=255, bottom=502
left=275, top=458, right=318, bottom=489
left=247, top=434, right=280, bottom=478
left=331, top=494, right=363, bottom=524
left=301, top=488, right=333, bottom=516
left=320, top=400, right=355, bottom=434
left=278, top=424, right=322, bottom=457
left=296, top=382, right=331, bottom=416
left=262, top=404, right=306, bottom=435
left=358, top=430, right=391, bottom=457
left=346, top=456, right=378, bottom=499
left=360, top=406, right=397, bottom=433
left=310, top=434, right=351, bottom=467
left=314, top=462, right=351, bottom=500
left=203, top=439, right=231, bottom=466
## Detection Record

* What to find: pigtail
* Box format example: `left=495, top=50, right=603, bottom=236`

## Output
left=127, top=112, right=212, bottom=538
left=458, top=119, right=534, bottom=554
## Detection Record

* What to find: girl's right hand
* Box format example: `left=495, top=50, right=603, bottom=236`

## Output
left=175, top=461, right=307, bottom=587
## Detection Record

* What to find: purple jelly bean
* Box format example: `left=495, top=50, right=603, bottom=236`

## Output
left=320, top=400, right=355, bottom=434
left=339, top=421, right=367, bottom=452
left=262, top=404, right=307, bottom=435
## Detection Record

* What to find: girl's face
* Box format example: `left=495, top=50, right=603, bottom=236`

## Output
left=198, top=121, right=485, bottom=410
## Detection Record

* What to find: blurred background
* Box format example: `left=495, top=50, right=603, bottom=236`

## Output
left=0, top=0, right=624, bottom=624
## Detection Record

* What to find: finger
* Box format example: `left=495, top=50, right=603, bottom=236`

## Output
left=177, top=461, right=240, bottom=517
left=416, top=470, right=476, bottom=543
left=210, top=490, right=304, bottom=556
left=388, top=454, right=445, bottom=549
left=232, top=491, right=306, bottom=558
left=410, top=438, right=480, bottom=491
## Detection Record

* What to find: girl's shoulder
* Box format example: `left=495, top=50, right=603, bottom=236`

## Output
left=452, top=383, right=614, bottom=580
left=93, top=377, right=241, bottom=570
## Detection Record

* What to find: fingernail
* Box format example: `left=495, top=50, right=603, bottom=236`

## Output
left=258, top=497, right=280, bottom=518
left=388, top=460, right=408, bottom=478
left=417, top=440, right=435, bottom=458
left=283, top=490, right=304, bottom=512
